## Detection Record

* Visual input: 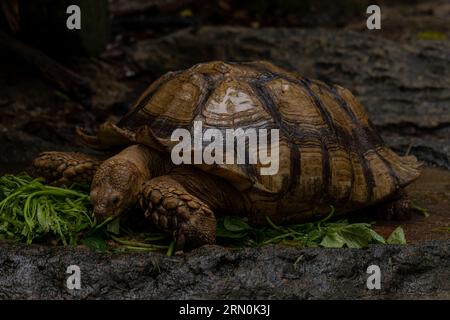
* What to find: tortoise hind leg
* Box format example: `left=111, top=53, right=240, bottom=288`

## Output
left=375, top=190, right=413, bottom=221
left=32, top=151, right=103, bottom=186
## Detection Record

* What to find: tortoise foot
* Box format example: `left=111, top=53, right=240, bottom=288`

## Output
left=32, top=151, right=102, bottom=186
left=376, top=195, right=413, bottom=221
left=139, top=176, right=216, bottom=250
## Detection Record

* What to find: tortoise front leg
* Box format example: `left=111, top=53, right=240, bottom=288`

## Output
left=139, top=175, right=216, bottom=250
left=32, top=151, right=104, bottom=186
left=139, top=170, right=247, bottom=250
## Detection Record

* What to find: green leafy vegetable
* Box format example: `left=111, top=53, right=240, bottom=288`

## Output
left=411, top=203, right=429, bottom=218
left=216, top=207, right=390, bottom=249
left=0, top=173, right=95, bottom=245
left=386, top=226, right=407, bottom=244
left=223, top=216, right=252, bottom=232
left=82, top=232, right=108, bottom=252
left=369, top=229, right=386, bottom=244
left=433, top=226, right=450, bottom=234
left=166, top=240, right=176, bottom=256
left=320, top=223, right=374, bottom=248
left=107, top=217, right=121, bottom=235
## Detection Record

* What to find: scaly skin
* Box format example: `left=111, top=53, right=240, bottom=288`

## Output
left=90, top=145, right=154, bottom=218
left=88, top=144, right=246, bottom=249
left=139, top=175, right=217, bottom=250
left=32, top=151, right=103, bottom=185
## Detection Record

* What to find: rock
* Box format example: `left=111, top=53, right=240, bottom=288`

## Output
left=0, top=241, right=448, bottom=299
left=0, top=128, right=63, bottom=173
left=0, top=128, right=98, bottom=174
left=127, top=27, right=450, bottom=168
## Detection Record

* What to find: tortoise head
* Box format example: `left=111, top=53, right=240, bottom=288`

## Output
left=90, top=158, right=142, bottom=219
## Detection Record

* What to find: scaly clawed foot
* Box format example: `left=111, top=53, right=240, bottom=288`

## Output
left=32, top=151, right=102, bottom=186
left=139, top=176, right=216, bottom=250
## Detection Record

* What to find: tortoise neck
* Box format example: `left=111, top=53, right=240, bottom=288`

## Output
left=145, top=146, right=173, bottom=178
left=113, top=144, right=171, bottom=180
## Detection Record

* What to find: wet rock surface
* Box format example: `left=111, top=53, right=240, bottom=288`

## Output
left=0, top=241, right=448, bottom=299
left=0, top=129, right=101, bottom=174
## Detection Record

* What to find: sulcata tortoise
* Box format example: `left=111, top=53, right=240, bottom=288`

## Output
left=32, top=61, right=421, bottom=249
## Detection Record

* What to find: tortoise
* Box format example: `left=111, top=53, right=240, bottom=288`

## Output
left=32, top=61, right=421, bottom=249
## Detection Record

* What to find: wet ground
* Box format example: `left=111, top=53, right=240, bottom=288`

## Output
left=373, top=167, right=450, bottom=243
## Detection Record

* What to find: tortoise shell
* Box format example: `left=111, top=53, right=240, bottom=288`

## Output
left=115, top=61, right=420, bottom=221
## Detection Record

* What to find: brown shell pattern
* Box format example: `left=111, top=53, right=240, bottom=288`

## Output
left=117, top=61, right=421, bottom=210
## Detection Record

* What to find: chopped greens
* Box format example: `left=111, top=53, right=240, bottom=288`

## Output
left=216, top=209, right=396, bottom=249
left=411, top=203, right=429, bottom=218
left=0, top=173, right=95, bottom=245
left=0, top=173, right=409, bottom=253
left=386, top=226, right=407, bottom=245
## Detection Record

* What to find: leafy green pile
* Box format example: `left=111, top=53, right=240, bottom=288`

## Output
left=82, top=218, right=175, bottom=254
left=0, top=173, right=95, bottom=245
left=0, top=173, right=407, bottom=252
left=216, top=208, right=406, bottom=248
